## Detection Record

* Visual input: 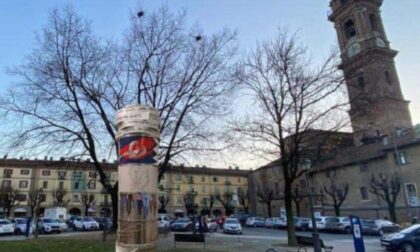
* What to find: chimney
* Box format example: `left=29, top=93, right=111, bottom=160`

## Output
left=86, top=158, right=91, bottom=162
left=229, top=166, right=232, bottom=170
left=77, top=158, right=81, bottom=162
left=20, top=156, right=23, bottom=160
left=102, top=159, right=107, bottom=163
left=3, top=154, right=7, bottom=159
left=235, top=166, right=239, bottom=170
left=49, top=157, right=53, bottom=161
left=44, top=156, right=48, bottom=161
left=60, top=157, right=65, bottom=161
left=34, top=157, right=38, bottom=161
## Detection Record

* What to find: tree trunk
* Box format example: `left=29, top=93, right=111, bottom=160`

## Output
left=285, top=189, right=297, bottom=246
left=294, top=201, right=301, bottom=217
left=111, top=187, right=118, bottom=231
left=84, top=206, right=89, bottom=216
left=267, top=202, right=272, bottom=218
left=334, top=205, right=340, bottom=217
left=389, top=203, right=397, bottom=223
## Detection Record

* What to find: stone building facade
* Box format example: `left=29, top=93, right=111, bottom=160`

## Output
left=248, top=0, right=420, bottom=223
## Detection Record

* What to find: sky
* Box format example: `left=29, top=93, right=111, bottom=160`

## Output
left=0, top=0, right=420, bottom=168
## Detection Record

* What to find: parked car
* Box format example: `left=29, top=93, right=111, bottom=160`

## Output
left=308, top=216, right=334, bottom=231
left=194, top=217, right=218, bottom=232
left=236, top=214, right=252, bottom=225
left=0, top=219, right=15, bottom=235
left=265, top=217, right=283, bottom=228
left=56, top=219, right=68, bottom=232
left=72, top=217, right=100, bottom=231
left=38, top=218, right=62, bottom=234
left=223, top=218, right=242, bottom=235
left=375, top=219, right=401, bottom=236
left=44, top=207, right=67, bottom=221
left=94, top=217, right=113, bottom=230
left=294, top=217, right=310, bottom=231
left=158, top=215, right=170, bottom=232
left=380, top=224, right=420, bottom=252
left=10, top=218, right=31, bottom=235
left=170, top=218, right=192, bottom=232
left=67, top=215, right=78, bottom=228
left=245, top=217, right=265, bottom=227
left=325, top=217, right=352, bottom=233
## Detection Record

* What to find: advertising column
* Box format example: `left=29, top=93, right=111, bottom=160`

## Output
left=115, top=105, right=160, bottom=252
left=350, top=215, right=366, bottom=252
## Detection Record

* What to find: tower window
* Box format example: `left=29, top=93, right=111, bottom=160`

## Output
left=369, top=14, right=378, bottom=31
left=385, top=71, right=393, bottom=85
left=344, top=19, right=357, bottom=39
left=357, top=76, right=365, bottom=90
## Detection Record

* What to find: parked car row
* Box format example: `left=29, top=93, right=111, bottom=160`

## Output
left=245, top=215, right=401, bottom=236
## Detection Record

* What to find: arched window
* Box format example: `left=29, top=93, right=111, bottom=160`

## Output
left=357, top=75, right=365, bottom=90
left=344, top=19, right=357, bottom=39
left=369, top=14, right=377, bottom=31
left=385, top=71, right=392, bottom=85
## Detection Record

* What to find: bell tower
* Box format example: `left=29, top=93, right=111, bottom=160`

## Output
left=329, top=0, right=412, bottom=144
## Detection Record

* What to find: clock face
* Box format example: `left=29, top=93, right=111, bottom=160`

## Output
left=347, top=42, right=361, bottom=58
left=376, top=38, right=385, bottom=48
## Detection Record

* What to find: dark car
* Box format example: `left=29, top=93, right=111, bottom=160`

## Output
left=361, top=219, right=378, bottom=235
left=170, top=218, right=192, bottom=232
left=94, top=217, right=113, bottom=230
left=381, top=224, right=420, bottom=252
left=294, top=217, right=310, bottom=231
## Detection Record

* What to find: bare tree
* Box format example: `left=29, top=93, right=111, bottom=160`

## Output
left=370, top=173, right=401, bottom=223
left=232, top=28, right=345, bottom=245
left=291, top=186, right=305, bottom=217
left=0, top=187, right=20, bottom=217
left=53, top=188, right=70, bottom=207
left=182, top=190, right=199, bottom=216
left=238, top=190, right=251, bottom=214
left=216, top=192, right=235, bottom=216
left=158, top=195, right=170, bottom=214
left=323, top=179, right=349, bottom=217
left=1, top=5, right=237, bottom=228
left=27, top=188, right=44, bottom=218
left=81, top=192, right=96, bottom=216
left=257, top=188, right=275, bottom=218
left=200, top=195, right=216, bottom=215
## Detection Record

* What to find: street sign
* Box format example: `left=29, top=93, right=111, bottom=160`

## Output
left=350, top=216, right=365, bottom=252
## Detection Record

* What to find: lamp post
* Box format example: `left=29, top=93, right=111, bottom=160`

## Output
left=303, top=159, right=322, bottom=252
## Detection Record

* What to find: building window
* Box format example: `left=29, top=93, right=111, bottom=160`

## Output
left=202, top=186, right=206, bottom=193
left=73, top=194, right=80, bottom=202
left=175, top=174, right=182, bottom=181
left=74, top=182, right=80, bottom=190
left=19, top=180, right=28, bottom=188
left=43, top=181, right=48, bottom=189
left=385, top=71, right=393, bottom=85
left=3, top=169, right=12, bottom=178
left=369, top=14, right=377, bottom=31
left=340, top=0, right=348, bottom=5
left=88, top=171, right=96, bottom=178
left=275, top=181, right=281, bottom=195
left=2, top=180, right=11, bottom=188
left=87, top=181, right=96, bottom=190
left=360, top=187, right=369, bottom=200
left=326, top=169, right=336, bottom=178
left=42, top=170, right=50, bottom=176
left=20, top=169, right=30, bottom=175
left=176, top=196, right=182, bottom=205
left=237, top=187, right=243, bottom=195
left=176, top=184, right=180, bottom=192
left=394, top=151, right=408, bottom=165
left=359, top=163, right=368, bottom=173
left=39, top=194, right=46, bottom=202
left=58, top=171, right=66, bottom=179
left=187, top=176, right=194, bottom=184
left=59, top=181, right=64, bottom=190
left=405, top=183, right=418, bottom=206
left=357, top=76, right=365, bottom=90
left=213, top=177, right=218, bottom=183
left=344, top=19, right=357, bottom=39
left=238, top=177, right=241, bottom=183
left=201, top=176, right=205, bottom=182
left=161, top=174, right=165, bottom=180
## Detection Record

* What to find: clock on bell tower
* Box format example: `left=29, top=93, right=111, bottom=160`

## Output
left=329, top=0, right=412, bottom=144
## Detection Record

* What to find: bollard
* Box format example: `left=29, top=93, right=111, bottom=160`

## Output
left=115, top=104, right=160, bottom=252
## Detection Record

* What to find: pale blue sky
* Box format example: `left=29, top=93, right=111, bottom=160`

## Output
left=1, top=0, right=419, bottom=124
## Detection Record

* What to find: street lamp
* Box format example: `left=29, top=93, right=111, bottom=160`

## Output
left=303, top=159, right=322, bottom=252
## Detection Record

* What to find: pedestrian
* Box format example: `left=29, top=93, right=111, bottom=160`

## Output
left=412, top=217, right=417, bottom=225
left=26, top=217, right=32, bottom=239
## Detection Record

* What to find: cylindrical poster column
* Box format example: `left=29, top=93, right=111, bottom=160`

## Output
left=115, top=104, right=160, bottom=252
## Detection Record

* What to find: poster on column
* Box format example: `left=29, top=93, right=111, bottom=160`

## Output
left=350, top=215, right=365, bottom=252
left=119, top=136, right=157, bottom=165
